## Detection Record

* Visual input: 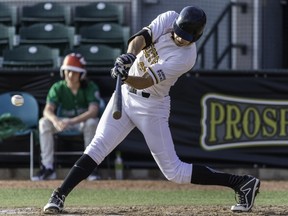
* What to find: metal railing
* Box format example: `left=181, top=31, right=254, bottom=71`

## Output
left=197, top=2, right=247, bottom=69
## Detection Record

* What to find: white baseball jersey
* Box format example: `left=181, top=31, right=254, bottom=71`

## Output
left=130, top=11, right=197, bottom=97
left=85, top=11, right=198, bottom=184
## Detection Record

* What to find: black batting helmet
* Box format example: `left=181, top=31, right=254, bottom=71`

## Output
left=173, top=6, right=206, bottom=42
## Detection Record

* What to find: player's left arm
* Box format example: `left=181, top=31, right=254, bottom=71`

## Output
left=69, top=84, right=100, bottom=125
left=69, top=103, right=98, bottom=125
left=125, top=73, right=153, bottom=89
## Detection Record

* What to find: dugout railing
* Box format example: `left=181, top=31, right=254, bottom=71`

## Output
left=197, top=2, right=248, bottom=69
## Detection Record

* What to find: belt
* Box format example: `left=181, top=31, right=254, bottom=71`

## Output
left=128, top=87, right=150, bottom=98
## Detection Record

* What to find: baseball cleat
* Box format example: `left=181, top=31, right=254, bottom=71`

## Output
left=43, top=189, right=65, bottom=214
left=31, top=165, right=56, bottom=181
left=231, top=175, right=260, bottom=212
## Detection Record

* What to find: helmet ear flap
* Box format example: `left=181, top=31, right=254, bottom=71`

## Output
left=80, top=72, right=86, bottom=80
left=60, top=70, right=86, bottom=80
left=193, top=32, right=203, bottom=43
left=60, top=69, right=64, bottom=78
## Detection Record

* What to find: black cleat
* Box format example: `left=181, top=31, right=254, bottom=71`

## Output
left=231, top=175, right=260, bottom=212
left=43, top=189, right=65, bottom=214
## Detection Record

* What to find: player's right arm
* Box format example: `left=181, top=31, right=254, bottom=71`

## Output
left=111, top=29, right=154, bottom=89
left=43, top=82, right=70, bottom=131
left=126, top=34, right=146, bottom=56
left=112, top=11, right=178, bottom=89
left=43, top=103, right=68, bottom=132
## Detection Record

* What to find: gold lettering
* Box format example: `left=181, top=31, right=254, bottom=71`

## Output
left=209, top=102, right=225, bottom=142
left=137, top=62, right=147, bottom=73
left=206, top=97, right=288, bottom=145
left=225, top=104, right=242, bottom=140
left=144, top=44, right=159, bottom=64
left=262, top=108, right=277, bottom=137
left=279, top=109, right=288, bottom=136
left=242, top=107, right=260, bottom=138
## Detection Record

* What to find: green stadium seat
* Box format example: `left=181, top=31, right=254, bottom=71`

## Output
left=20, top=2, right=71, bottom=26
left=74, top=2, right=124, bottom=32
left=18, top=23, right=75, bottom=54
left=79, top=23, right=129, bottom=52
left=0, top=24, right=15, bottom=56
left=2, top=45, right=60, bottom=68
left=0, top=2, right=17, bottom=26
left=65, top=44, right=121, bottom=68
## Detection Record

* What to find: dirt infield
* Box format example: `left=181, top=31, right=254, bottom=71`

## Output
left=0, top=180, right=287, bottom=216
left=0, top=205, right=286, bottom=216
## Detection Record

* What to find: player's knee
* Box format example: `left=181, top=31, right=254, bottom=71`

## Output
left=164, top=169, right=189, bottom=184
left=166, top=175, right=185, bottom=184
left=162, top=163, right=192, bottom=184
left=83, top=118, right=99, bottom=134
left=85, top=118, right=99, bottom=128
left=39, top=117, right=53, bottom=133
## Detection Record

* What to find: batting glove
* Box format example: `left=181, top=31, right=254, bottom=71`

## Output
left=115, top=53, right=136, bottom=69
left=111, top=65, right=129, bottom=81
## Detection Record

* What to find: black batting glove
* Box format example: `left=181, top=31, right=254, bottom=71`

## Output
left=115, top=53, right=136, bottom=69
left=111, top=53, right=136, bottom=81
left=111, top=65, right=128, bottom=81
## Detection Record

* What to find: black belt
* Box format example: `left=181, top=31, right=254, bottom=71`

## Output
left=128, top=87, right=150, bottom=98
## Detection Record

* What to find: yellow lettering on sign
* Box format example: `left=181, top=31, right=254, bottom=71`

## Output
left=201, top=94, right=288, bottom=150
left=209, top=102, right=224, bottom=142
left=225, top=104, right=242, bottom=140
left=280, top=109, right=288, bottom=136
left=262, top=108, right=277, bottom=137
left=242, top=107, right=260, bottom=138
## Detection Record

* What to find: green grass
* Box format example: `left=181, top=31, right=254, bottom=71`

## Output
left=0, top=188, right=286, bottom=208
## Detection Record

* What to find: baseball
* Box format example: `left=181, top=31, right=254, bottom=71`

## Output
left=11, top=94, right=24, bottom=106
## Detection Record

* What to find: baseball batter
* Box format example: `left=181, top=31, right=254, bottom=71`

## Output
left=43, top=6, right=260, bottom=214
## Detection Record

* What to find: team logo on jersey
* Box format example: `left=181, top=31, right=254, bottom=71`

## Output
left=156, top=69, right=166, bottom=81
left=201, top=93, right=288, bottom=150
left=144, top=45, right=159, bottom=65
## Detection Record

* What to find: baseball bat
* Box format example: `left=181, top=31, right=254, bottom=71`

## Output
left=112, top=74, right=122, bottom=119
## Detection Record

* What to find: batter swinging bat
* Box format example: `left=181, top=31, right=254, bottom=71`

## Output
left=112, top=74, right=122, bottom=119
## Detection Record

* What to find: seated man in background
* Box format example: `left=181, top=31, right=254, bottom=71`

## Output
left=32, top=53, right=103, bottom=181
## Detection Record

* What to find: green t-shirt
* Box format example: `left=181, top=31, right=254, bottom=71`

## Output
left=47, top=80, right=101, bottom=117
